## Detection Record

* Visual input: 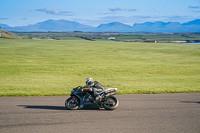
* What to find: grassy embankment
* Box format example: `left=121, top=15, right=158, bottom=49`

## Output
left=0, top=29, right=20, bottom=39
left=0, top=38, right=199, bottom=96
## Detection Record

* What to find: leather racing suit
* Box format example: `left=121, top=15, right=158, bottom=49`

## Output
left=85, top=81, right=104, bottom=101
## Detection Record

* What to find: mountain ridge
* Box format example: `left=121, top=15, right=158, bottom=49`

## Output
left=97, top=22, right=133, bottom=32
left=0, top=19, right=200, bottom=32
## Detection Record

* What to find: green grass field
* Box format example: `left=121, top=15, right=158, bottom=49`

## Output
left=0, top=38, right=200, bottom=96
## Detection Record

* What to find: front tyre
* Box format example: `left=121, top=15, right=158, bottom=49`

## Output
left=103, top=96, right=119, bottom=110
left=65, top=96, right=80, bottom=110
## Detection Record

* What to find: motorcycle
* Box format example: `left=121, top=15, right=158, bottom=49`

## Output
left=65, top=86, right=119, bottom=110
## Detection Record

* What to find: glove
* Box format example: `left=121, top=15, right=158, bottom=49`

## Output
left=89, top=88, right=93, bottom=91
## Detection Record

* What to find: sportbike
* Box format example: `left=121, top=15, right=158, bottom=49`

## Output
left=65, top=86, right=119, bottom=110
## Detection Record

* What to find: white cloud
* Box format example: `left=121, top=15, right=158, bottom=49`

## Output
left=98, top=7, right=137, bottom=16
left=188, top=6, right=200, bottom=12
left=35, top=8, right=73, bottom=16
left=189, top=6, right=200, bottom=9
left=109, top=7, right=126, bottom=12
left=128, top=9, right=137, bottom=12
left=108, top=7, right=137, bottom=12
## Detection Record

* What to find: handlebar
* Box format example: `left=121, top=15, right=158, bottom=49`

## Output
left=74, top=86, right=86, bottom=91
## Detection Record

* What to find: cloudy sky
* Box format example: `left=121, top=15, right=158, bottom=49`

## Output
left=0, top=0, right=200, bottom=27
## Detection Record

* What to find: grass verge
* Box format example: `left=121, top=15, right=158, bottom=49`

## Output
left=0, top=38, right=200, bottom=96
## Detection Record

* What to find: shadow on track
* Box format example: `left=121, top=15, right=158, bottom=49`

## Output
left=180, top=101, right=200, bottom=104
left=17, top=105, right=101, bottom=110
left=18, top=105, right=67, bottom=110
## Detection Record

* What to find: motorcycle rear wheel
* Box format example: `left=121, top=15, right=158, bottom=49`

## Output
left=65, top=97, right=80, bottom=110
left=103, top=96, right=119, bottom=110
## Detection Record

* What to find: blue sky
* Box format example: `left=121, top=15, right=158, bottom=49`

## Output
left=0, top=0, right=200, bottom=27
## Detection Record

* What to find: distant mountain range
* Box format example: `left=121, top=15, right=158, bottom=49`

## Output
left=0, top=19, right=200, bottom=32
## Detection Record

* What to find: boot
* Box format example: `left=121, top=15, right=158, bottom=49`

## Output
left=93, top=90, right=100, bottom=101
left=95, top=95, right=100, bottom=101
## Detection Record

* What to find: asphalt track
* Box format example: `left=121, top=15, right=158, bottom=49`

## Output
left=0, top=93, right=199, bottom=133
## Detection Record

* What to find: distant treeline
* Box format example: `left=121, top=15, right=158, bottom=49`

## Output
left=14, top=32, right=200, bottom=43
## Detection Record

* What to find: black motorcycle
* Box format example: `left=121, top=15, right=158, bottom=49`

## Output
left=65, top=86, right=119, bottom=110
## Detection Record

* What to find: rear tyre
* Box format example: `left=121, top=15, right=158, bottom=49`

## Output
left=65, top=97, right=80, bottom=110
left=103, top=96, right=119, bottom=110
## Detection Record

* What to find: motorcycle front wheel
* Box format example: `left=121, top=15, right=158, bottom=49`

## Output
left=65, top=96, right=80, bottom=110
left=103, top=96, right=119, bottom=110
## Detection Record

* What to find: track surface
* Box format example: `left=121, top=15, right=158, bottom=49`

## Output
left=0, top=93, right=199, bottom=133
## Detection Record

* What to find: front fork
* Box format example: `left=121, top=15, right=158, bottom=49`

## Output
left=71, top=96, right=78, bottom=103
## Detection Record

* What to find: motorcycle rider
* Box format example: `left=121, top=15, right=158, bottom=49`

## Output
left=84, top=78, right=104, bottom=101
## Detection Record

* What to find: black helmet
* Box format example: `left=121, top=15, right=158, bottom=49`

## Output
left=86, top=77, right=93, bottom=85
